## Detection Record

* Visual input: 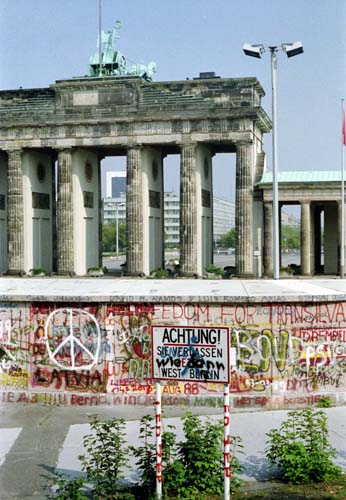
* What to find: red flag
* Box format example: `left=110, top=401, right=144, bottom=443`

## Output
left=343, top=110, right=346, bottom=146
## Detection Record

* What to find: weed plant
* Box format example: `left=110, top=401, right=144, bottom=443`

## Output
left=266, top=407, right=341, bottom=484
left=131, top=412, right=243, bottom=499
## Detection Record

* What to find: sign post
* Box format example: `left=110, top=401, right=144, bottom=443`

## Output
left=155, top=381, right=162, bottom=499
left=224, top=383, right=231, bottom=500
left=152, top=325, right=232, bottom=499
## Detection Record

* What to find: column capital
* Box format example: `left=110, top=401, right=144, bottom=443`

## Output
left=235, top=141, right=254, bottom=150
left=56, top=147, right=73, bottom=155
left=178, top=142, right=198, bottom=150
left=6, top=149, right=23, bottom=159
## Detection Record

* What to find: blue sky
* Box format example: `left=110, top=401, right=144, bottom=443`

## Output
left=0, top=0, right=345, bottom=200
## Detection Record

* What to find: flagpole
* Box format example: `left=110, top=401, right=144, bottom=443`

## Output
left=98, top=0, right=102, bottom=77
left=341, top=98, right=345, bottom=279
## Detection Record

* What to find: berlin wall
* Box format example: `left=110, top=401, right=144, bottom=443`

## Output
left=0, top=298, right=345, bottom=410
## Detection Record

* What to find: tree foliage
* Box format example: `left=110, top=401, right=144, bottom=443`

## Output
left=281, top=224, right=300, bottom=249
left=102, top=222, right=126, bottom=253
left=218, top=225, right=301, bottom=250
left=218, top=227, right=236, bottom=248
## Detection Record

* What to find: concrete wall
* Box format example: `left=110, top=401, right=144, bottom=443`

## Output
left=0, top=299, right=345, bottom=409
left=0, top=155, right=7, bottom=273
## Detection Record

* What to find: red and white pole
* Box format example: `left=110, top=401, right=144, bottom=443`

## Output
left=155, top=381, right=162, bottom=499
left=224, top=383, right=231, bottom=500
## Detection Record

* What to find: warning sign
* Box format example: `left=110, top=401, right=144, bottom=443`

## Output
left=152, top=325, right=230, bottom=383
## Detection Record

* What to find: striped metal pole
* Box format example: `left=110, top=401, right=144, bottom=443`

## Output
left=224, top=383, right=231, bottom=500
left=155, top=382, right=162, bottom=499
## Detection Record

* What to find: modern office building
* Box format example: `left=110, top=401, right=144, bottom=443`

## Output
left=105, top=171, right=126, bottom=198
left=213, top=197, right=236, bottom=243
left=163, top=192, right=180, bottom=247
left=103, top=194, right=127, bottom=224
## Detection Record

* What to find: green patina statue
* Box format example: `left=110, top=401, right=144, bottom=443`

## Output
left=89, top=20, right=156, bottom=81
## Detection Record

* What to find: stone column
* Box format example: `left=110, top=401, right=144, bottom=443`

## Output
left=180, top=144, right=197, bottom=276
left=301, top=202, right=311, bottom=276
left=235, top=143, right=254, bottom=277
left=279, top=204, right=282, bottom=269
left=57, top=149, right=74, bottom=275
left=314, top=206, right=322, bottom=273
left=51, top=156, right=58, bottom=273
left=263, top=202, right=273, bottom=277
left=7, top=149, right=24, bottom=274
left=98, top=154, right=103, bottom=268
left=126, top=146, right=143, bottom=275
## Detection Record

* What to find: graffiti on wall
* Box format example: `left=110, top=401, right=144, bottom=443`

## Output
left=0, top=301, right=345, bottom=407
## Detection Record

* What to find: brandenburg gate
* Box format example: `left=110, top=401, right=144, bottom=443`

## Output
left=0, top=74, right=271, bottom=277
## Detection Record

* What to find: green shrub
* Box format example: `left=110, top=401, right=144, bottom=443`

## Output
left=280, top=266, right=295, bottom=275
left=129, top=415, right=157, bottom=497
left=79, top=415, right=130, bottom=499
left=205, top=264, right=224, bottom=276
left=131, top=413, right=243, bottom=498
left=46, top=474, right=88, bottom=500
left=266, top=407, right=341, bottom=484
left=316, top=396, right=333, bottom=408
left=151, top=268, right=169, bottom=278
left=177, top=412, right=243, bottom=496
left=29, top=267, right=46, bottom=276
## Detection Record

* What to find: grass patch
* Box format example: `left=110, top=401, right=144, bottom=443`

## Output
left=232, top=474, right=346, bottom=499
left=161, top=475, right=346, bottom=499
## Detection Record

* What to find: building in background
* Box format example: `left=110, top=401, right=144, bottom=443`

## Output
left=102, top=186, right=235, bottom=247
left=103, top=194, right=127, bottom=224
left=164, top=192, right=180, bottom=247
left=281, top=210, right=300, bottom=226
left=213, top=197, right=236, bottom=243
left=106, top=171, right=126, bottom=198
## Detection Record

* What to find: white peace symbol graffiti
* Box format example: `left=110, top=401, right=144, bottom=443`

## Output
left=44, top=308, right=101, bottom=371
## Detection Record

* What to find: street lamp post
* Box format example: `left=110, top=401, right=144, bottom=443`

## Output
left=116, top=202, right=125, bottom=256
left=243, top=41, right=303, bottom=279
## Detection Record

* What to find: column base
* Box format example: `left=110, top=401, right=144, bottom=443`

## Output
left=7, top=270, right=26, bottom=277
left=57, top=271, right=76, bottom=277
left=262, top=273, right=274, bottom=279
left=179, top=271, right=199, bottom=279
left=236, top=272, right=256, bottom=279
left=124, top=271, right=146, bottom=278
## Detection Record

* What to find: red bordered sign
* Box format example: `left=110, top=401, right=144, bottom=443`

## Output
left=151, top=325, right=230, bottom=383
